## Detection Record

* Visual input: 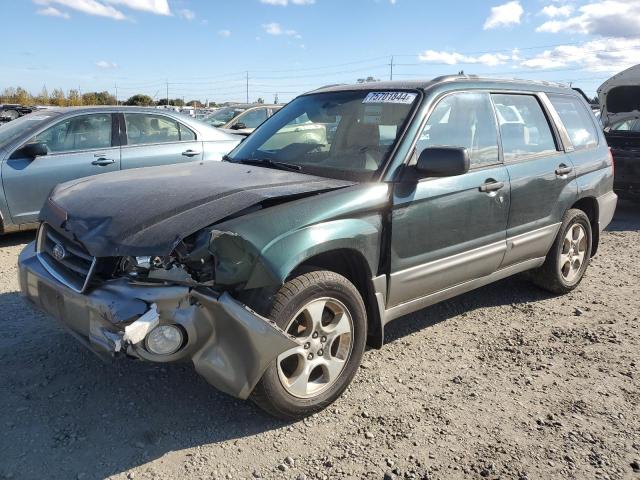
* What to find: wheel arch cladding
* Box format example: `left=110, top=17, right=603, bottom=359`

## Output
left=571, top=196, right=599, bottom=256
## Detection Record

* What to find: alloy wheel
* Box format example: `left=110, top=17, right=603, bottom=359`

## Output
left=559, top=223, right=587, bottom=283
left=277, top=297, right=354, bottom=399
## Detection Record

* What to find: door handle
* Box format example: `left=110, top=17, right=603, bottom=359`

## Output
left=555, top=165, right=573, bottom=176
left=479, top=180, right=505, bottom=193
left=182, top=149, right=201, bottom=157
left=91, top=158, right=115, bottom=166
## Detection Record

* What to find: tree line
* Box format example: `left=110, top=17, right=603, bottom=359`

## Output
left=0, top=87, right=208, bottom=108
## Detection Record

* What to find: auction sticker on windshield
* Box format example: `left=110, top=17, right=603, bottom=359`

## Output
left=363, top=92, right=417, bottom=104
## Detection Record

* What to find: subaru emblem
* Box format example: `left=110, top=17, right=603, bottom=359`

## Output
left=52, top=243, right=67, bottom=261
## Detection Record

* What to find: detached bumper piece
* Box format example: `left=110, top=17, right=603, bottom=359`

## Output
left=18, top=242, right=297, bottom=399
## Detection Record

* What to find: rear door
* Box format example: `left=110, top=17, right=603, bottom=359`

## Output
left=493, top=93, right=577, bottom=268
left=2, top=112, right=120, bottom=224
left=120, top=112, right=202, bottom=169
left=546, top=93, right=613, bottom=200
left=388, top=91, right=510, bottom=308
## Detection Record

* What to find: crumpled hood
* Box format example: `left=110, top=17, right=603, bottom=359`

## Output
left=40, top=161, right=354, bottom=257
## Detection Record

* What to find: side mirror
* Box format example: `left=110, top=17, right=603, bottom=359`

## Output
left=415, top=147, right=470, bottom=177
left=23, top=142, right=48, bottom=158
left=230, top=122, right=246, bottom=130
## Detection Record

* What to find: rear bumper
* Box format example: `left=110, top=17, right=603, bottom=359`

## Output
left=596, top=191, right=618, bottom=231
left=18, top=242, right=296, bottom=399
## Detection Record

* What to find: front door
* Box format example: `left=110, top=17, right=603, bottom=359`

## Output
left=120, top=113, right=202, bottom=169
left=2, top=112, right=119, bottom=224
left=388, top=92, right=510, bottom=308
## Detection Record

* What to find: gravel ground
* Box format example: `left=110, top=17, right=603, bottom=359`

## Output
left=1, top=201, right=638, bottom=480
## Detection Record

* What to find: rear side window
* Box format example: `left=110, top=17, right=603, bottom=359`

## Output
left=548, top=94, right=598, bottom=150
left=492, top=94, right=557, bottom=161
left=418, top=92, right=499, bottom=167
left=125, top=114, right=181, bottom=145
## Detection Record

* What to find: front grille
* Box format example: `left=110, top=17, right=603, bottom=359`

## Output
left=36, top=224, right=97, bottom=293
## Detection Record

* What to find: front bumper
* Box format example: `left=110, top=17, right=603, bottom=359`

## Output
left=18, top=242, right=296, bottom=399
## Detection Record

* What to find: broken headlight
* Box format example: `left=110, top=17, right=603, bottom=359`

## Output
left=119, top=255, right=175, bottom=277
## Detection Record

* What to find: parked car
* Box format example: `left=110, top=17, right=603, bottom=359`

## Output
left=19, top=76, right=616, bottom=419
left=202, top=103, right=282, bottom=135
left=0, top=104, right=35, bottom=124
left=598, top=64, right=640, bottom=201
left=0, top=106, right=240, bottom=233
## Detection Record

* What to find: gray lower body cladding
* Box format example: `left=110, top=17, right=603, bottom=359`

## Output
left=18, top=242, right=297, bottom=399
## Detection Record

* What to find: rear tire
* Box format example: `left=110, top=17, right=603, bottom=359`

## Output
left=251, top=270, right=367, bottom=420
left=532, top=209, right=592, bottom=294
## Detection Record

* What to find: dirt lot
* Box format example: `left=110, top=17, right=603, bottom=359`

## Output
left=0, top=202, right=638, bottom=480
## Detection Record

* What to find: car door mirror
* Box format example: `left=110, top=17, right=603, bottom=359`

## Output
left=231, top=122, right=246, bottom=130
left=22, top=142, right=49, bottom=158
left=415, top=147, right=470, bottom=177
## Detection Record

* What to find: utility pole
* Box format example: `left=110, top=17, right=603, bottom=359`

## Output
left=115, top=83, right=118, bottom=105
left=166, top=79, right=169, bottom=107
left=389, top=56, right=394, bottom=81
left=246, top=71, right=249, bottom=104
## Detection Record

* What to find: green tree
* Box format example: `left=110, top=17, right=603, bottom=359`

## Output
left=82, top=92, right=97, bottom=105
left=50, top=88, right=67, bottom=106
left=35, top=86, right=49, bottom=105
left=0, top=87, right=16, bottom=103
left=15, top=87, right=32, bottom=105
left=125, top=94, right=154, bottom=106
left=67, top=89, right=83, bottom=106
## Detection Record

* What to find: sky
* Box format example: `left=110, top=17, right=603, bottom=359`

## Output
left=1, top=0, right=640, bottom=104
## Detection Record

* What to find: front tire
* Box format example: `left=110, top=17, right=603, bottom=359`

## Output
left=252, top=270, right=367, bottom=419
left=532, top=209, right=592, bottom=294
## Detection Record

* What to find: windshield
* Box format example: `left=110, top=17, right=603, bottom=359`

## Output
left=203, top=107, right=245, bottom=127
left=226, top=90, right=419, bottom=181
left=0, top=112, right=58, bottom=148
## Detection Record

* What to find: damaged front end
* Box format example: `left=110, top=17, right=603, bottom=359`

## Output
left=19, top=228, right=297, bottom=399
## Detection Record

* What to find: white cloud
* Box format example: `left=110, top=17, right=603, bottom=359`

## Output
left=418, top=49, right=519, bottom=66
left=36, top=6, right=70, bottom=18
left=520, top=37, right=640, bottom=72
left=541, top=4, right=573, bottom=18
left=262, top=22, right=299, bottom=36
left=96, top=60, right=118, bottom=69
left=34, top=0, right=127, bottom=20
left=105, top=0, right=170, bottom=15
left=33, top=0, right=171, bottom=20
left=483, top=1, right=524, bottom=30
left=536, top=0, right=640, bottom=37
left=259, top=0, right=315, bottom=5
left=218, top=29, right=231, bottom=37
left=178, top=8, right=195, bottom=20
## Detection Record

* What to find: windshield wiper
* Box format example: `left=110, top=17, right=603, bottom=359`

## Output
left=236, top=158, right=302, bottom=172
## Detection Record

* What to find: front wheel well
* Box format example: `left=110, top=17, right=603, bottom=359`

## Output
left=570, top=197, right=599, bottom=256
left=291, top=249, right=383, bottom=349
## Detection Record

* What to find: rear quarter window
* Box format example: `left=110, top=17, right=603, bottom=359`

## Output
left=548, top=94, right=599, bottom=150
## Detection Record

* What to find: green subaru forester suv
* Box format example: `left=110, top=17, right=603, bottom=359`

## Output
left=19, top=76, right=617, bottom=418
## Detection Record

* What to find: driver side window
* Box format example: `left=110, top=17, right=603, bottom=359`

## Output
left=417, top=92, right=499, bottom=167
left=33, top=114, right=112, bottom=153
left=234, top=108, right=268, bottom=129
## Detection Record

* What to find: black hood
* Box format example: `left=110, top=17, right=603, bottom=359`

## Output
left=40, top=161, right=353, bottom=257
